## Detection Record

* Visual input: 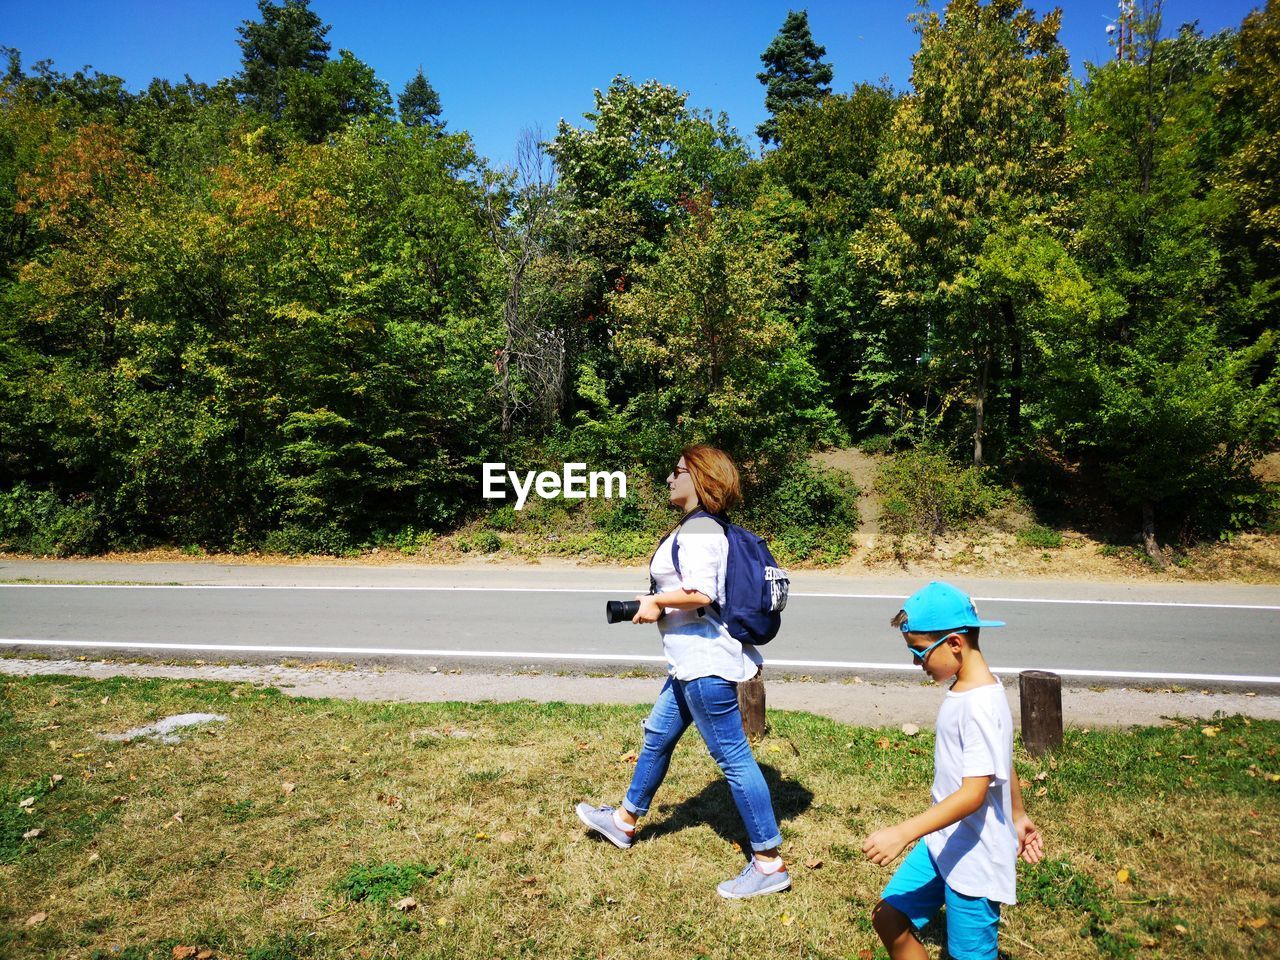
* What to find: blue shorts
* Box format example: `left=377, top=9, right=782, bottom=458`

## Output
left=880, top=842, right=1001, bottom=960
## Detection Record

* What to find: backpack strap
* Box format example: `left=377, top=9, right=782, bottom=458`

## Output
left=671, top=507, right=726, bottom=618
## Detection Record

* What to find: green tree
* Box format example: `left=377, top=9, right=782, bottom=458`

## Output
left=854, top=0, right=1073, bottom=464
left=398, top=67, right=442, bottom=128
left=235, top=0, right=330, bottom=119
left=547, top=77, right=752, bottom=433
left=1051, top=7, right=1279, bottom=561
left=280, top=49, right=392, bottom=142
left=608, top=190, right=834, bottom=473
left=763, top=85, right=897, bottom=427
left=756, top=9, right=834, bottom=145
left=1218, top=0, right=1280, bottom=341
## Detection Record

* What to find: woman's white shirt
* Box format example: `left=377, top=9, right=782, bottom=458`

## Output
left=649, top=514, right=762, bottom=682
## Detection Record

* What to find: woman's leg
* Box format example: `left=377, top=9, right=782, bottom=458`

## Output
left=682, top=676, right=783, bottom=854
left=622, top=676, right=693, bottom=819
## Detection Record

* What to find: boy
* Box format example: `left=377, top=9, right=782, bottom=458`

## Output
left=863, top=581, right=1043, bottom=960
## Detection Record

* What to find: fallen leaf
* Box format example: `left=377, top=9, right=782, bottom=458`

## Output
left=875, top=737, right=892, bottom=750
left=281, top=782, right=296, bottom=796
left=394, top=897, right=417, bottom=912
left=377, top=793, right=404, bottom=811
left=172, top=812, right=184, bottom=824
left=1242, top=917, right=1269, bottom=929
left=497, top=831, right=518, bottom=843
left=1201, top=726, right=1220, bottom=738
left=17, top=797, right=35, bottom=809
left=1034, top=787, right=1048, bottom=798
left=780, top=912, right=794, bottom=927
left=1034, top=771, right=1049, bottom=781
left=436, top=916, right=449, bottom=926
left=100, top=696, right=109, bottom=705
left=172, top=947, right=198, bottom=960
left=474, top=831, right=489, bottom=840
left=804, top=858, right=823, bottom=870
left=50, top=774, right=64, bottom=787
left=22, top=829, right=42, bottom=840
left=901, top=723, right=920, bottom=737
left=859, top=951, right=875, bottom=960
left=768, top=744, right=782, bottom=753
left=518, top=875, right=537, bottom=884
left=196, top=951, right=214, bottom=960
left=1174, top=924, right=1188, bottom=936
left=111, top=795, right=127, bottom=804
left=48, top=698, right=59, bottom=707
left=618, top=751, right=638, bottom=763
left=88, top=852, right=100, bottom=863
left=25, top=912, right=47, bottom=927
left=1116, top=868, right=1131, bottom=884
left=1018, top=778, right=1031, bottom=788
left=1141, top=936, right=1159, bottom=948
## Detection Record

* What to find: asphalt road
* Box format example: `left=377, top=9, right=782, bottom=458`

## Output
left=2, top=562, right=1277, bottom=683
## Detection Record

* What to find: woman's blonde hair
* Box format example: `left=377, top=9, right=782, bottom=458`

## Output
left=682, top=445, right=742, bottom=515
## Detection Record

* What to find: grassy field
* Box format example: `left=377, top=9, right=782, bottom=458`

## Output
left=1, top=674, right=1277, bottom=960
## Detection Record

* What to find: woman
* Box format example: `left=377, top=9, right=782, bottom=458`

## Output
left=575, top=445, right=790, bottom=899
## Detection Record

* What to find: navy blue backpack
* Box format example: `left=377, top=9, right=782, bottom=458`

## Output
left=654, top=509, right=790, bottom=645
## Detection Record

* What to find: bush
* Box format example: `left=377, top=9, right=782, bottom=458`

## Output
left=1017, top=524, right=1063, bottom=549
left=0, top=484, right=102, bottom=556
left=261, top=524, right=356, bottom=557
left=743, top=462, right=860, bottom=565
left=877, top=449, right=1006, bottom=541
left=459, top=531, right=503, bottom=554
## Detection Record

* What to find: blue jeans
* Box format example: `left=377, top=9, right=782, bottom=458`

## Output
left=622, top=675, right=783, bottom=852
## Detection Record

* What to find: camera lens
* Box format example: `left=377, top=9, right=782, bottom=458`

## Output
left=605, top=599, right=642, bottom=624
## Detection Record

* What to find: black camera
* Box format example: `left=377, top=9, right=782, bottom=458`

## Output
left=605, top=599, right=665, bottom=624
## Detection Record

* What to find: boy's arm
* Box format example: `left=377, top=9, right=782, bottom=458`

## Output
left=862, top=776, right=990, bottom=866
left=1010, top=768, right=1044, bottom=864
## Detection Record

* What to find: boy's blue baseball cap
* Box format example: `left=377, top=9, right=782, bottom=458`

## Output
left=899, top=581, right=1005, bottom=633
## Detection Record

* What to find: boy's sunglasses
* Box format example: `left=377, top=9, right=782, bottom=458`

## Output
left=907, top=630, right=968, bottom=663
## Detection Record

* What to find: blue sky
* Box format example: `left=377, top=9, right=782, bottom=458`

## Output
left=1, top=1, right=1262, bottom=167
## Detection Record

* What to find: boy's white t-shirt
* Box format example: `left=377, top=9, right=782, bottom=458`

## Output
left=925, top=679, right=1019, bottom=905
left=648, top=514, right=762, bottom=682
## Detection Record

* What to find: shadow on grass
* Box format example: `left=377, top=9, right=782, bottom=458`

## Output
left=634, top=764, right=814, bottom=850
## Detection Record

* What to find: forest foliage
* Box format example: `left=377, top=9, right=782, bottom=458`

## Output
left=0, top=0, right=1277, bottom=562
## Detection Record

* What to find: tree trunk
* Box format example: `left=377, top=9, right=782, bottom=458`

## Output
left=1006, top=302, right=1022, bottom=444
left=1141, top=501, right=1167, bottom=568
left=973, top=350, right=990, bottom=467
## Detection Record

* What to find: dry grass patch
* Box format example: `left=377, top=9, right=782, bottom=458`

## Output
left=1, top=676, right=1277, bottom=959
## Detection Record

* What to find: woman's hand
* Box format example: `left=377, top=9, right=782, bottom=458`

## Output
left=631, top=594, right=664, bottom=624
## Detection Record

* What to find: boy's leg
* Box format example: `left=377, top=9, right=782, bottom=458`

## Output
left=622, top=677, right=692, bottom=818
left=876, top=842, right=945, bottom=960
left=682, top=675, right=782, bottom=853
left=871, top=901, right=928, bottom=960
left=942, top=883, right=1001, bottom=960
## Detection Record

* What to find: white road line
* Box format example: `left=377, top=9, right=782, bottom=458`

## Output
left=3, top=638, right=1278, bottom=684
left=2, top=583, right=1278, bottom=611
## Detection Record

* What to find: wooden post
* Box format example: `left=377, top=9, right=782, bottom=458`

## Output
left=1019, top=670, right=1063, bottom=756
left=738, top=671, right=767, bottom=741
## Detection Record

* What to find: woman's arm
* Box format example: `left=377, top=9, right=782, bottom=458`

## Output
left=632, top=589, right=714, bottom=623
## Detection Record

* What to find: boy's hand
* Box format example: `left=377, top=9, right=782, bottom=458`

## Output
left=1015, top=813, right=1043, bottom=864
left=862, top=825, right=911, bottom=866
